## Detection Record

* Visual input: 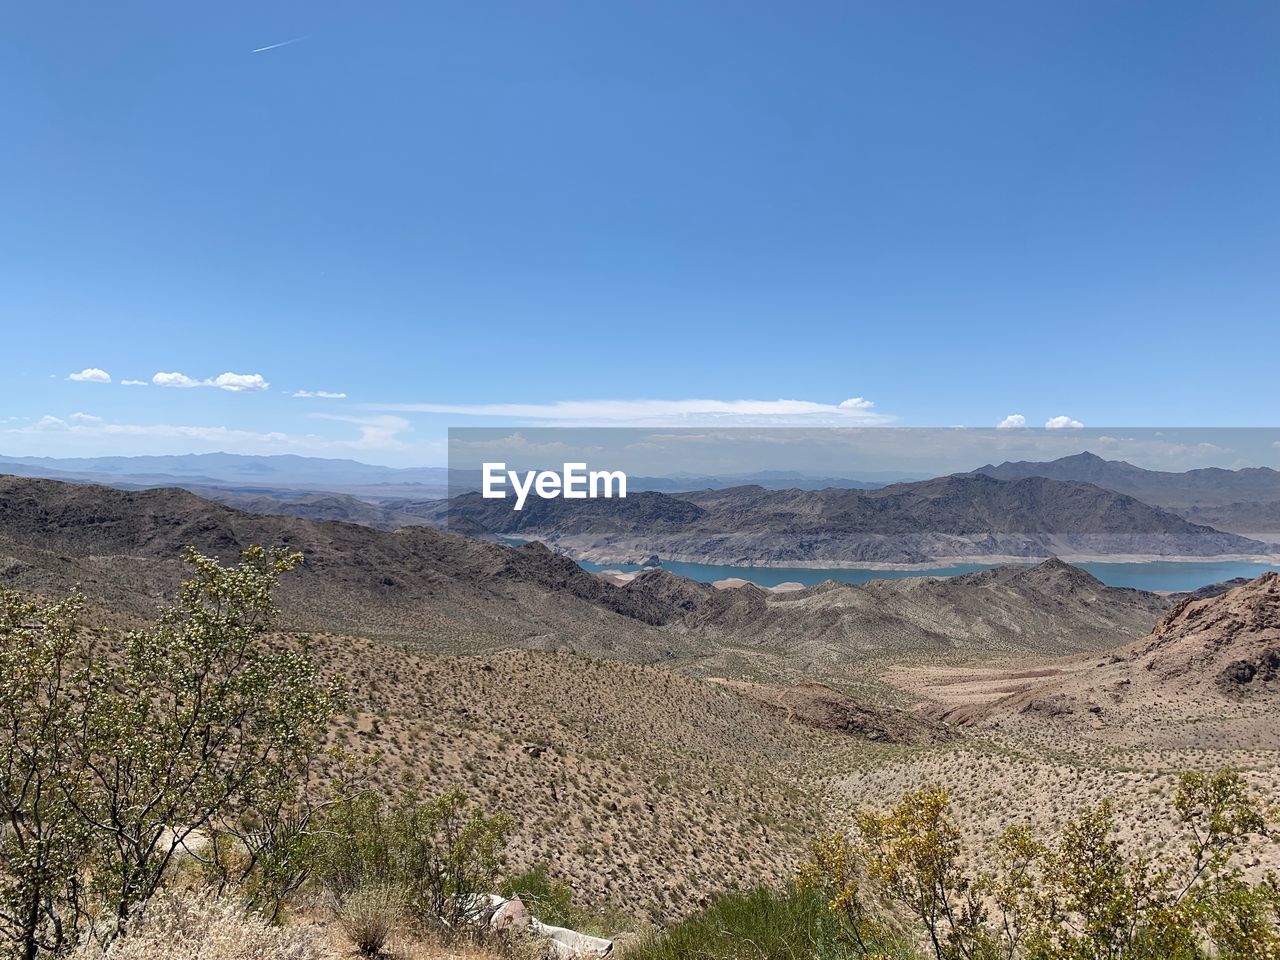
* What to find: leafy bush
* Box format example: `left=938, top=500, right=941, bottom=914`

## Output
left=0, top=548, right=344, bottom=957
left=798, top=769, right=1280, bottom=960
left=312, top=787, right=511, bottom=930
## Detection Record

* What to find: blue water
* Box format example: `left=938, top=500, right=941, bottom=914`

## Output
left=574, top=557, right=1280, bottom=592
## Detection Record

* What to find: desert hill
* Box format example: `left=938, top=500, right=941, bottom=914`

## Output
left=440, top=473, right=1266, bottom=564
left=0, top=474, right=700, bottom=660
left=7, top=472, right=1278, bottom=928
left=1128, top=570, right=1279, bottom=695
left=309, top=638, right=866, bottom=919
left=931, top=573, right=1280, bottom=751
left=0, top=475, right=1182, bottom=675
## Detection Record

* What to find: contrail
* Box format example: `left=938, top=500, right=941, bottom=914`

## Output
left=252, top=36, right=306, bottom=54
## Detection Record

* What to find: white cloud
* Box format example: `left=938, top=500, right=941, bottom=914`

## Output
left=121, top=379, right=148, bottom=386
left=996, top=413, right=1026, bottom=430
left=1045, top=415, right=1084, bottom=430
left=152, top=371, right=269, bottom=392
left=69, top=412, right=102, bottom=424
left=292, top=390, right=348, bottom=399
left=211, top=372, right=269, bottom=392
left=369, top=397, right=890, bottom=427
left=311, top=414, right=410, bottom=450
left=152, top=372, right=199, bottom=388
left=67, top=368, right=111, bottom=383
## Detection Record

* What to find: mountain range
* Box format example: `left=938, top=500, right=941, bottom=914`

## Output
left=0, top=474, right=1173, bottom=670
left=439, top=473, right=1269, bottom=564
left=976, top=451, right=1280, bottom=525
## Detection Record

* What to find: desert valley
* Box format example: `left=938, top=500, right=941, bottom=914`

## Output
left=2, top=451, right=1279, bottom=958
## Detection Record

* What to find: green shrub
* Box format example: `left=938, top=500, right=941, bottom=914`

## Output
left=311, top=787, right=511, bottom=930
left=0, top=548, right=343, bottom=957
left=623, top=887, right=917, bottom=960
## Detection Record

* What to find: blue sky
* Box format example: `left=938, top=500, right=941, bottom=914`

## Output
left=2, top=2, right=1277, bottom=465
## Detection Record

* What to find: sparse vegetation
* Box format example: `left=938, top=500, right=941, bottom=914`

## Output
left=798, top=770, right=1280, bottom=959
left=3, top=535, right=1279, bottom=960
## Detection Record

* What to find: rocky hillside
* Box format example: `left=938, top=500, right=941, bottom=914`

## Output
left=1130, top=571, right=1280, bottom=696
left=0, top=474, right=707, bottom=660
left=440, top=473, right=1266, bottom=564
left=971, top=573, right=1280, bottom=749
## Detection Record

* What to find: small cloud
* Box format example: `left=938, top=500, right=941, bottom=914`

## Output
left=69, top=412, right=102, bottom=424
left=838, top=397, right=874, bottom=410
left=996, top=413, right=1026, bottom=430
left=152, top=372, right=199, bottom=388
left=152, top=371, right=270, bottom=392
left=292, top=390, right=348, bottom=399
left=1045, top=415, right=1084, bottom=430
left=121, top=379, right=148, bottom=387
left=32, top=415, right=68, bottom=431
left=68, top=368, right=111, bottom=383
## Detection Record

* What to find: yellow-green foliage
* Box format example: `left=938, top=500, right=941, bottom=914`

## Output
left=799, top=771, right=1280, bottom=960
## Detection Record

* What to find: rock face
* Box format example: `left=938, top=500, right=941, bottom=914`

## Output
left=985, top=572, right=1280, bottom=728
left=1132, top=571, right=1280, bottom=695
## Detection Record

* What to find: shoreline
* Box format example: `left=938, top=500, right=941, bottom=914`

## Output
left=572, top=550, right=1280, bottom=572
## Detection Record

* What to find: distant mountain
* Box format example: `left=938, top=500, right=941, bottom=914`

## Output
left=438, top=473, right=1269, bottom=565
left=975, top=452, right=1280, bottom=530
left=187, top=487, right=434, bottom=531
left=0, top=452, right=451, bottom=498
left=0, top=453, right=921, bottom=507
left=626, top=471, right=915, bottom=493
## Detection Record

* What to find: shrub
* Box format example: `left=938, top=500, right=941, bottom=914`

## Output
left=500, top=865, right=576, bottom=929
left=0, top=548, right=344, bottom=956
left=337, top=885, right=403, bottom=956
left=798, top=769, right=1280, bottom=960
left=623, top=887, right=917, bottom=960
left=312, top=786, right=511, bottom=930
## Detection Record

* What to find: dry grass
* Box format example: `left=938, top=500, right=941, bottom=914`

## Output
left=70, top=892, right=337, bottom=960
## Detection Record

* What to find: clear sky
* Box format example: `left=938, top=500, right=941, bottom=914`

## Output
left=2, top=2, right=1277, bottom=465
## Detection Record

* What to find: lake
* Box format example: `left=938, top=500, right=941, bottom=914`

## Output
left=574, top=557, right=1280, bottom=592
